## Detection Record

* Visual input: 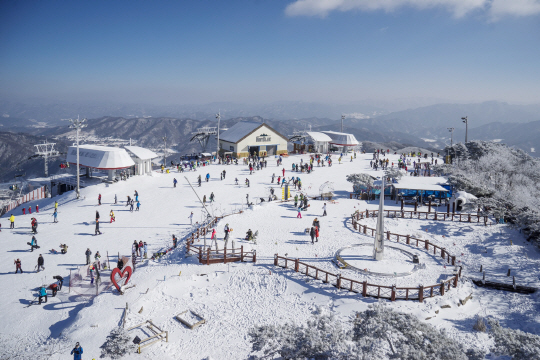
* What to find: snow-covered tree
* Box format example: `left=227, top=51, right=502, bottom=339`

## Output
left=487, top=318, right=540, bottom=359
left=100, top=326, right=138, bottom=359
left=346, top=173, right=375, bottom=188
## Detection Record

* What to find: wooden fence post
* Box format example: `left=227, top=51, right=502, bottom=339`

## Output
left=425, top=240, right=429, bottom=250
left=206, top=248, right=210, bottom=265
left=452, top=202, right=455, bottom=214
left=224, top=247, right=227, bottom=263
left=406, top=235, right=410, bottom=245
left=440, top=282, right=445, bottom=295
left=451, top=256, right=456, bottom=266
left=241, top=246, right=244, bottom=262
left=253, top=250, right=256, bottom=263
left=386, top=231, right=390, bottom=240
left=453, top=275, right=458, bottom=287
left=274, top=254, right=278, bottom=266
left=366, top=209, right=369, bottom=218
left=468, top=214, right=471, bottom=223
left=363, top=226, right=366, bottom=234
left=434, top=212, right=437, bottom=221
left=198, top=247, right=202, bottom=263
left=336, top=274, right=341, bottom=289
left=441, top=248, right=445, bottom=259
left=362, top=281, right=367, bottom=297
left=418, top=286, right=424, bottom=303
left=414, top=201, right=418, bottom=213
left=391, top=286, right=396, bottom=301
left=295, top=258, right=299, bottom=272
left=428, top=199, right=432, bottom=213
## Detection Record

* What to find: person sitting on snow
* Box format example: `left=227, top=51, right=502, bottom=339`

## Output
left=38, top=285, right=47, bottom=304
left=245, top=229, right=253, bottom=241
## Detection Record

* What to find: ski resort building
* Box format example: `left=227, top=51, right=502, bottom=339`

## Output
left=321, top=131, right=360, bottom=152
left=393, top=176, right=451, bottom=203
left=124, top=146, right=158, bottom=175
left=67, top=145, right=135, bottom=180
left=290, top=131, right=332, bottom=154
left=218, top=121, right=288, bottom=157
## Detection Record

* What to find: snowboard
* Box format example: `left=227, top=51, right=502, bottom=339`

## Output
left=50, top=249, right=58, bottom=254
left=27, top=242, right=40, bottom=249
left=93, top=232, right=103, bottom=236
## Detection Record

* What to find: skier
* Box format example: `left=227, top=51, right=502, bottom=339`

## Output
left=203, top=195, right=206, bottom=204
left=282, top=168, right=285, bottom=177
left=246, top=178, right=250, bottom=187
left=36, top=205, right=39, bottom=213
left=136, top=201, right=140, bottom=211
left=9, top=214, right=14, bottom=229
left=85, top=248, right=92, bottom=265
left=322, top=203, right=327, bottom=217
left=54, top=201, right=58, bottom=210
left=37, top=254, right=44, bottom=272
left=315, top=226, right=319, bottom=242
left=29, top=206, right=32, bottom=214
left=198, top=175, right=202, bottom=187
left=206, top=173, right=210, bottom=182
left=110, top=210, right=115, bottom=223
left=211, top=228, right=216, bottom=240
left=98, top=194, right=102, bottom=205
left=294, top=194, right=298, bottom=207
left=209, top=192, right=215, bottom=203
left=114, top=194, right=117, bottom=204
left=31, top=217, right=38, bottom=234
left=173, top=178, right=178, bottom=188
left=297, top=206, right=302, bottom=219
left=53, top=275, right=64, bottom=291
left=271, top=174, right=275, bottom=183
left=38, top=285, right=47, bottom=304
left=129, top=200, right=134, bottom=212
left=310, top=227, right=316, bottom=244
left=189, top=212, right=193, bottom=225
left=71, top=342, right=83, bottom=360
left=224, top=223, right=230, bottom=242
left=95, top=251, right=101, bottom=262
left=53, top=208, right=58, bottom=223
left=23, top=207, right=25, bottom=215
left=222, top=170, right=226, bottom=179
left=235, top=178, right=239, bottom=185
left=134, top=190, right=138, bottom=202
left=14, top=258, right=22, bottom=273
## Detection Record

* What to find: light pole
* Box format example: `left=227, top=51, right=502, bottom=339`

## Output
left=216, top=111, right=221, bottom=160
left=461, top=116, right=468, bottom=143
left=341, top=114, right=345, bottom=133
left=447, top=127, right=455, bottom=147
left=68, top=116, right=87, bottom=199
left=162, top=136, right=167, bottom=167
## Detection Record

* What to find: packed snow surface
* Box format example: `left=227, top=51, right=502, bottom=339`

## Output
left=1, top=152, right=539, bottom=359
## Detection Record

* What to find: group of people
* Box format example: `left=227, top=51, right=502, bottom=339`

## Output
left=132, top=240, right=148, bottom=259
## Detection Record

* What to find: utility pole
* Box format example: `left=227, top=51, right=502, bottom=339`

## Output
left=216, top=111, right=221, bottom=160
left=68, top=116, right=87, bottom=199
left=162, top=136, right=167, bottom=167
left=447, top=127, right=455, bottom=147
left=461, top=116, right=468, bottom=143
left=341, top=114, right=345, bottom=133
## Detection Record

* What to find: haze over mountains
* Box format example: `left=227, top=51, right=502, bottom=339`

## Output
left=1, top=99, right=540, bottom=182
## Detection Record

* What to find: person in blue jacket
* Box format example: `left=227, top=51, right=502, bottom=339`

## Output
left=71, top=342, right=83, bottom=360
left=38, top=286, right=47, bottom=304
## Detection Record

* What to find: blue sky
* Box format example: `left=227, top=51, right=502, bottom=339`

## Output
left=1, top=0, right=539, bottom=105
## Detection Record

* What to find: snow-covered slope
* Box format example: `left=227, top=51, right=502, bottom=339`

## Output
left=0, top=152, right=539, bottom=359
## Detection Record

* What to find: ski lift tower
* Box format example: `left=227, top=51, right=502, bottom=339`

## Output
left=34, top=140, right=59, bottom=177
left=190, top=126, right=217, bottom=153
left=67, top=116, right=87, bottom=199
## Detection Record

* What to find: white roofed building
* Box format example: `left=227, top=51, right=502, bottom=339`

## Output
left=290, top=131, right=332, bottom=154
left=67, top=145, right=135, bottom=180
left=218, top=121, right=288, bottom=158
left=124, top=146, right=158, bottom=175
left=321, top=131, right=360, bottom=152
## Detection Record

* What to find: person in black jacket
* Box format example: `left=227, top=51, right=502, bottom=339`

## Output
left=310, top=227, right=316, bottom=244
left=37, top=254, right=44, bottom=272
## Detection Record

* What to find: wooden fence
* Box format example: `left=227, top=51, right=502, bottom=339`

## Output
left=354, top=209, right=493, bottom=226
left=185, top=216, right=256, bottom=265
left=274, top=255, right=460, bottom=302
left=1, top=186, right=47, bottom=217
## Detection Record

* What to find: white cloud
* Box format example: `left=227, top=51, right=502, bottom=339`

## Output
left=284, top=0, right=540, bottom=19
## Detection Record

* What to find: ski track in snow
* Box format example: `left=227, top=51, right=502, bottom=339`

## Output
left=0, top=152, right=539, bottom=359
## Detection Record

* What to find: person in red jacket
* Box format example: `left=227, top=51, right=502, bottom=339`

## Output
left=98, top=194, right=102, bottom=205
left=28, top=206, right=32, bottom=214
left=22, top=208, right=25, bottom=215
left=282, top=168, right=285, bottom=177
left=36, top=205, right=39, bottom=213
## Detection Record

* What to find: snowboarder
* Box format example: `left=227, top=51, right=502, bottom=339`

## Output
left=322, top=203, right=327, bottom=217
left=9, top=214, right=14, bottom=229
left=136, top=201, right=140, bottom=211
left=173, top=178, right=178, bottom=188
left=14, top=258, right=22, bottom=273
left=53, top=209, right=58, bottom=223
left=71, top=342, right=83, bottom=360
left=246, top=229, right=253, bottom=241
left=53, top=275, right=64, bottom=291
left=60, top=244, right=68, bottom=254
left=313, top=218, right=320, bottom=230
left=37, top=254, right=44, bottom=272
left=38, top=285, right=47, bottom=304
left=110, top=210, right=115, bottom=223
left=95, top=218, right=102, bottom=235
left=31, top=217, right=38, bottom=234
left=98, top=194, right=102, bottom=205
left=30, top=235, right=38, bottom=251
left=85, top=248, right=92, bottom=265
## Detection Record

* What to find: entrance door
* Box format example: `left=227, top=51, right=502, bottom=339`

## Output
left=249, top=146, right=259, bottom=156
left=267, top=145, right=277, bottom=156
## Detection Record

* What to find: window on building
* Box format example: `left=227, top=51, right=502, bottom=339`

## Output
left=230, top=146, right=234, bottom=151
